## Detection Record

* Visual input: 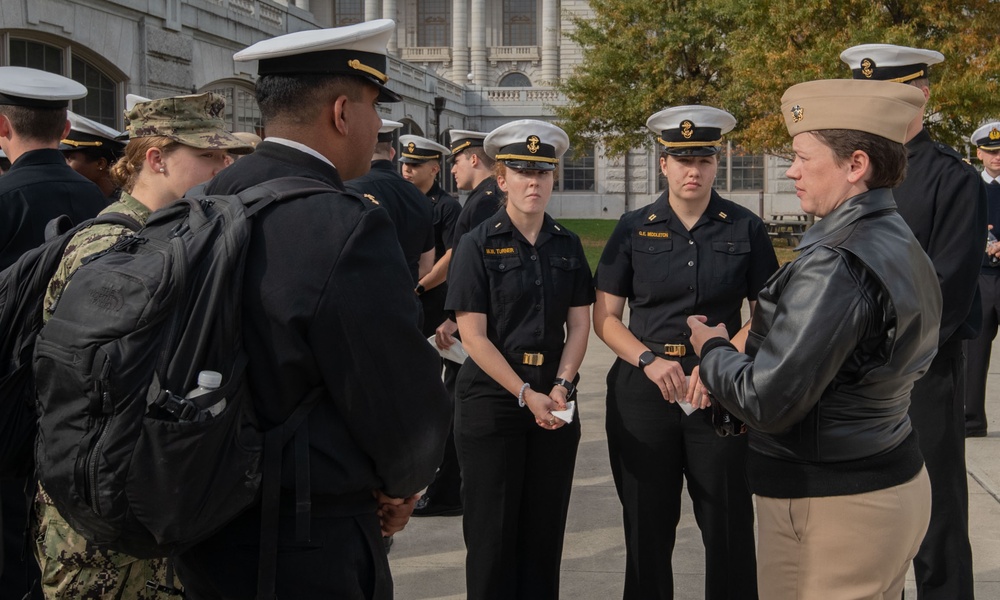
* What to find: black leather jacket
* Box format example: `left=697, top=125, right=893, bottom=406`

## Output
left=701, top=189, right=941, bottom=496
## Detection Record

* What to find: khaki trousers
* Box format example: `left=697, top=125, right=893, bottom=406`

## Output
left=756, top=467, right=931, bottom=600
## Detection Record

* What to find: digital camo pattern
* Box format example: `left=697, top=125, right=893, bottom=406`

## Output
left=124, top=92, right=252, bottom=152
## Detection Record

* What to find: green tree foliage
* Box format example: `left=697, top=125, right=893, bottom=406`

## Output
left=558, top=0, right=1000, bottom=156
left=555, top=0, right=734, bottom=157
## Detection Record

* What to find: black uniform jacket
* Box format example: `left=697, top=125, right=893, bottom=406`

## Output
left=595, top=189, right=777, bottom=357
left=427, top=181, right=461, bottom=260
left=204, top=141, right=451, bottom=501
left=0, top=148, right=107, bottom=269
left=446, top=210, right=594, bottom=355
left=700, top=189, right=942, bottom=498
left=893, top=129, right=987, bottom=346
left=451, top=176, right=504, bottom=250
left=345, top=159, right=434, bottom=285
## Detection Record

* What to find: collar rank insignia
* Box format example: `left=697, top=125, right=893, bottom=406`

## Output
left=648, top=213, right=657, bottom=221
left=364, top=193, right=379, bottom=205
left=527, top=135, right=540, bottom=154
left=991, top=128, right=1000, bottom=141
left=554, top=224, right=561, bottom=231
left=494, top=221, right=502, bottom=228
left=718, top=211, right=727, bottom=219
left=861, top=58, right=875, bottom=79
left=791, top=104, right=804, bottom=123
left=680, top=120, right=694, bottom=139
left=407, top=142, right=416, bottom=153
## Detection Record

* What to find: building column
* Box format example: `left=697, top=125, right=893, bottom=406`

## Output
left=540, top=0, right=558, bottom=84
left=470, top=0, right=487, bottom=86
left=383, top=0, right=398, bottom=54
left=365, top=0, right=380, bottom=23
left=451, top=0, right=469, bottom=84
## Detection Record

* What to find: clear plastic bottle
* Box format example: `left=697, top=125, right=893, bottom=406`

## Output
left=988, top=230, right=1000, bottom=267
left=185, top=370, right=225, bottom=417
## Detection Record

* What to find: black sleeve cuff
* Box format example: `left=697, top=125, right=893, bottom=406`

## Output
left=700, top=337, right=737, bottom=357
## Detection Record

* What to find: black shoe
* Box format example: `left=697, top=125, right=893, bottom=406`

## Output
left=966, top=429, right=988, bottom=438
left=412, top=496, right=463, bottom=517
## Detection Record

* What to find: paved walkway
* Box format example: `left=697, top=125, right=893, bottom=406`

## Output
left=389, top=327, right=1000, bottom=599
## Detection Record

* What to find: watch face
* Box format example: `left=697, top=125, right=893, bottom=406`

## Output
left=639, top=351, right=655, bottom=367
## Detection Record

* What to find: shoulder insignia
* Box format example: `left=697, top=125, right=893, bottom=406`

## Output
left=363, top=193, right=380, bottom=205
left=486, top=191, right=493, bottom=196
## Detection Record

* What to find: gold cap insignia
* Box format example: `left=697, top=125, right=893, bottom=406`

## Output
left=861, top=58, right=875, bottom=79
left=990, top=128, right=1000, bottom=141
left=526, top=135, right=540, bottom=154
left=680, top=120, right=695, bottom=139
left=791, top=105, right=804, bottom=123
left=648, top=213, right=657, bottom=221
left=407, top=142, right=416, bottom=153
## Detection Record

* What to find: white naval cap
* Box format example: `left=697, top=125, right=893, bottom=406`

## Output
left=399, top=134, right=450, bottom=163
left=0, top=66, right=86, bottom=109
left=60, top=112, right=125, bottom=157
left=484, top=119, right=568, bottom=172
left=448, top=129, right=488, bottom=156
left=378, top=119, right=403, bottom=141
left=840, top=44, right=944, bottom=83
left=971, top=122, right=1000, bottom=151
left=234, top=19, right=401, bottom=103
left=646, top=105, right=736, bottom=156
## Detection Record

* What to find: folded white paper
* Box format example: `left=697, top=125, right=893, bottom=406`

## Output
left=551, top=401, right=576, bottom=424
left=428, top=335, right=468, bottom=364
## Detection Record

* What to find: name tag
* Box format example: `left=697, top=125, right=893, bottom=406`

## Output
left=638, top=231, right=670, bottom=238
left=485, top=247, right=517, bottom=256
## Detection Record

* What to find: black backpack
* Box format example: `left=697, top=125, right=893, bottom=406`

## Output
left=33, top=177, right=333, bottom=594
left=0, top=212, right=140, bottom=477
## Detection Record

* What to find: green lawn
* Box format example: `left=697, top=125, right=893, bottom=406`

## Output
left=558, top=218, right=797, bottom=274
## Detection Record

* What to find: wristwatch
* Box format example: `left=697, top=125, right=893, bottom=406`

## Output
left=553, top=377, right=577, bottom=399
left=638, top=350, right=657, bottom=370
left=415, top=284, right=426, bottom=295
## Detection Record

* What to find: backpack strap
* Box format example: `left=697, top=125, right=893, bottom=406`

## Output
left=256, top=387, right=324, bottom=600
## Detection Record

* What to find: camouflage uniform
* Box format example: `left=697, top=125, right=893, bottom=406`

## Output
left=34, top=191, right=178, bottom=599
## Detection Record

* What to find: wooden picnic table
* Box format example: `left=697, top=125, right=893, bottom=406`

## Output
left=764, top=213, right=813, bottom=246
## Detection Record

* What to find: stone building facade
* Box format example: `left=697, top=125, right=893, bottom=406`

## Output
left=0, top=0, right=801, bottom=218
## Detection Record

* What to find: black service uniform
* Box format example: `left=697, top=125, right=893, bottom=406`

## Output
left=345, top=159, right=434, bottom=285
left=892, top=129, right=987, bottom=600
left=446, top=210, right=594, bottom=600
left=0, top=147, right=106, bottom=600
left=966, top=174, right=1000, bottom=436
left=594, top=190, right=776, bottom=600
left=451, top=176, right=503, bottom=250
left=173, top=141, right=452, bottom=599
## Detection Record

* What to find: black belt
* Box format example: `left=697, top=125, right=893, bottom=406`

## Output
left=642, top=340, right=689, bottom=358
left=504, top=350, right=559, bottom=367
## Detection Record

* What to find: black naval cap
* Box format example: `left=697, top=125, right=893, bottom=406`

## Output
left=840, top=44, right=944, bottom=83
left=59, top=112, right=126, bottom=161
left=646, top=105, right=736, bottom=157
left=484, top=120, right=568, bottom=172
left=234, top=19, right=402, bottom=103
left=0, top=66, right=87, bottom=109
left=399, top=134, right=450, bottom=164
left=971, top=122, right=1000, bottom=152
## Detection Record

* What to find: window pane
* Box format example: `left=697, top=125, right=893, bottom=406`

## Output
left=70, top=57, right=117, bottom=127
left=9, top=39, right=64, bottom=74
left=417, top=0, right=450, bottom=47
left=498, top=73, right=531, bottom=87
left=503, top=0, right=536, bottom=46
left=714, top=145, right=728, bottom=190
left=561, top=146, right=595, bottom=192
left=730, top=149, right=764, bottom=191
left=334, top=0, right=363, bottom=26
left=204, top=84, right=263, bottom=135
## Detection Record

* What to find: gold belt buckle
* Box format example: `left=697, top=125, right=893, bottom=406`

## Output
left=522, top=352, right=544, bottom=366
left=663, top=344, right=686, bottom=357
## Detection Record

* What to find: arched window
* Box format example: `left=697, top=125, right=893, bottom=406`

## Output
left=201, top=80, right=262, bottom=135
left=4, top=34, right=126, bottom=128
left=498, top=72, right=532, bottom=88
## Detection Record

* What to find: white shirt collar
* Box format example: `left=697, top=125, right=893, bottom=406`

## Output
left=982, top=169, right=999, bottom=185
left=264, top=137, right=335, bottom=169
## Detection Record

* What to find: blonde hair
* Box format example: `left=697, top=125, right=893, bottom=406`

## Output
left=110, top=136, right=179, bottom=193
